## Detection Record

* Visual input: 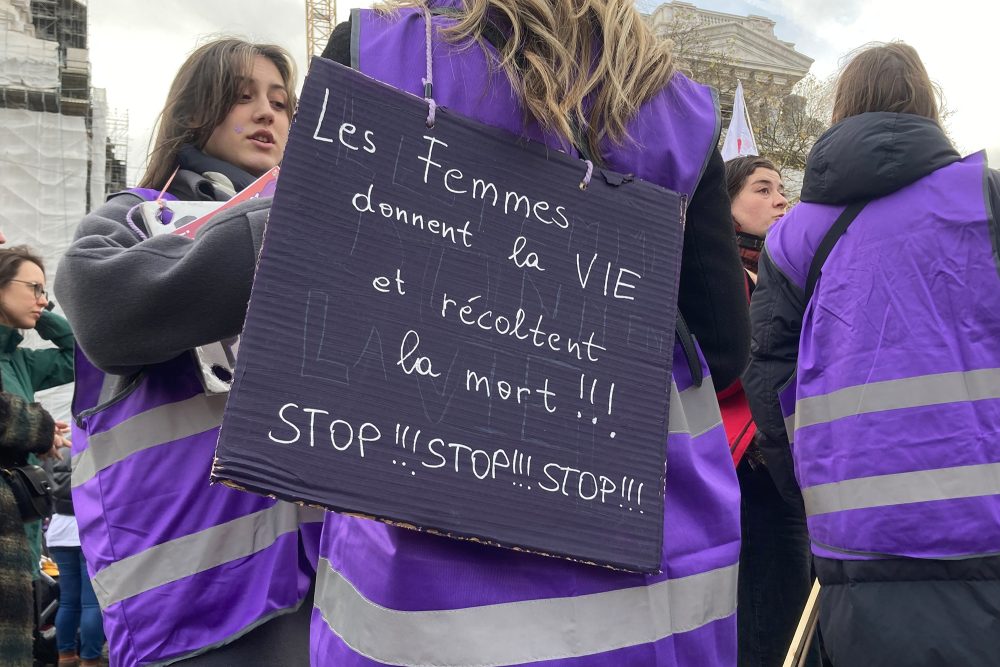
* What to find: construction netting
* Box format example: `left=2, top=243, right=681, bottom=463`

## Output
left=0, top=0, right=58, bottom=91
left=0, top=106, right=89, bottom=419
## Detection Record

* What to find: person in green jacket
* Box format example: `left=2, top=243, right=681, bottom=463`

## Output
left=0, top=245, right=74, bottom=579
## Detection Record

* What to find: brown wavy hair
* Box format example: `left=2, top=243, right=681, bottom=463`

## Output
left=139, top=38, right=297, bottom=190
left=380, top=0, right=675, bottom=159
left=724, top=155, right=779, bottom=204
left=0, top=245, right=45, bottom=325
left=0, top=246, right=45, bottom=288
left=831, top=42, right=940, bottom=125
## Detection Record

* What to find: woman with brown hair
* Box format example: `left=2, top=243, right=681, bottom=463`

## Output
left=55, top=39, right=319, bottom=666
left=745, top=42, right=1000, bottom=666
left=725, top=156, right=787, bottom=281
left=312, top=0, right=749, bottom=664
left=722, top=156, right=818, bottom=667
left=0, top=245, right=74, bottom=575
left=0, top=238, right=71, bottom=667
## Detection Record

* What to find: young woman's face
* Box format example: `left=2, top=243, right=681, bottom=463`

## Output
left=203, top=55, right=291, bottom=177
left=0, top=261, right=47, bottom=329
left=731, top=168, right=788, bottom=237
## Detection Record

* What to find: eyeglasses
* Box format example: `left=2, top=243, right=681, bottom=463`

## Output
left=9, top=280, right=47, bottom=300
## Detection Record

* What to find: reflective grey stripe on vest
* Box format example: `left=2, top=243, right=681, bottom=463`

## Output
left=298, top=504, right=327, bottom=524
left=794, top=368, right=1000, bottom=432
left=72, top=393, right=227, bottom=488
left=803, top=461, right=1000, bottom=517
left=91, top=502, right=300, bottom=609
left=314, top=558, right=737, bottom=666
left=783, top=413, right=794, bottom=443
left=667, top=377, right=722, bottom=438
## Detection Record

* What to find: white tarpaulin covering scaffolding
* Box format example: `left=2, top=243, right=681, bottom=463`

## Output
left=0, top=107, right=90, bottom=421
left=0, top=0, right=58, bottom=90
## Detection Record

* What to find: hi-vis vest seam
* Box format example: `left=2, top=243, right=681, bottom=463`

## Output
left=792, top=367, right=1000, bottom=432
left=313, top=557, right=739, bottom=667
left=803, top=462, right=1000, bottom=517
left=91, top=503, right=300, bottom=609
left=72, top=392, right=227, bottom=488
left=668, top=378, right=722, bottom=438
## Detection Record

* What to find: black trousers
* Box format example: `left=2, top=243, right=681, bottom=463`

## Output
left=737, top=457, right=818, bottom=667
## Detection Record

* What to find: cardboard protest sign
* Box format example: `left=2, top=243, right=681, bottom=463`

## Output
left=212, top=57, right=685, bottom=572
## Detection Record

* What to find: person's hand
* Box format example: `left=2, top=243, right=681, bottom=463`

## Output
left=39, top=421, right=71, bottom=461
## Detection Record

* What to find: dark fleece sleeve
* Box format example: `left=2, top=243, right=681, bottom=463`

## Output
left=54, top=195, right=271, bottom=375
left=678, top=149, right=750, bottom=389
left=743, top=246, right=806, bottom=505
left=0, top=392, right=55, bottom=459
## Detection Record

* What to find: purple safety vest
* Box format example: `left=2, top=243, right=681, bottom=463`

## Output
left=70, top=191, right=322, bottom=667
left=309, top=5, right=740, bottom=666
left=768, top=152, right=1000, bottom=561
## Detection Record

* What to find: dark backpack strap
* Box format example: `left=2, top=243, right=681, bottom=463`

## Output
left=675, top=313, right=702, bottom=388
left=804, top=200, right=868, bottom=303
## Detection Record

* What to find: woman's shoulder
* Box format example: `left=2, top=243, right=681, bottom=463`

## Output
left=619, top=70, right=720, bottom=197
left=764, top=202, right=844, bottom=290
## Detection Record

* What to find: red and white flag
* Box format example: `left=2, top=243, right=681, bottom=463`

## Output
left=721, top=81, right=759, bottom=161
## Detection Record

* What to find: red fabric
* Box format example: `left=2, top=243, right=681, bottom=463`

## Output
left=717, top=270, right=756, bottom=466
left=718, top=382, right=756, bottom=466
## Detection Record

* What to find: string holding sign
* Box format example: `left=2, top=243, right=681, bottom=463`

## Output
left=421, top=6, right=438, bottom=128
left=579, top=159, right=594, bottom=190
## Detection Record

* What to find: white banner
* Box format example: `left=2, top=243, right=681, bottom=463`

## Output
left=721, top=81, right=759, bottom=161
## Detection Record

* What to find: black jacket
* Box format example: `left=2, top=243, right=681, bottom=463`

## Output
left=50, top=449, right=72, bottom=516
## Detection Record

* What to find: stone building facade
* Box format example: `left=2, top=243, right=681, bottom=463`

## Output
left=642, top=1, right=813, bottom=119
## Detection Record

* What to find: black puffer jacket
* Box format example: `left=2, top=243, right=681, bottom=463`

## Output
left=50, top=449, right=73, bottom=516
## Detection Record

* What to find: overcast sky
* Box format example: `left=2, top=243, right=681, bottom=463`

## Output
left=88, top=0, right=1000, bottom=183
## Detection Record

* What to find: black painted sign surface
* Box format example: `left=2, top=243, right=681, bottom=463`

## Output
left=213, top=58, right=685, bottom=572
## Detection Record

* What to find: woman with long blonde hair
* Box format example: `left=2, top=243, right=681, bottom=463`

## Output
left=314, top=0, right=749, bottom=664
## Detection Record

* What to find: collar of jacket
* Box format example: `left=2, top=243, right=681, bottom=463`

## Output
left=801, top=112, right=962, bottom=205
left=736, top=231, right=763, bottom=274
left=0, top=323, right=22, bottom=355
left=176, top=144, right=257, bottom=193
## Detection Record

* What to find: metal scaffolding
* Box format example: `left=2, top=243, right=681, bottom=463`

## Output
left=105, top=108, right=128, bottom=194
left=306, top=0, right=336, bottom=63
left=2, top=0, right=124, bottom=212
